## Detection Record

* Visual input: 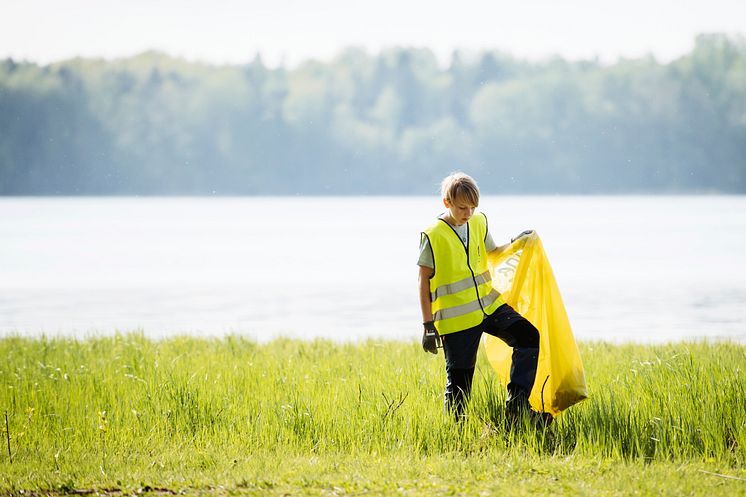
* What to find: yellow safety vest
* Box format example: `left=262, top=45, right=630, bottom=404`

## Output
left=422, top=213, right=504, bottom=335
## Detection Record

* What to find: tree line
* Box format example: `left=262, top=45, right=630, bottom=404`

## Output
left=1, top=33, right=745, bottom=195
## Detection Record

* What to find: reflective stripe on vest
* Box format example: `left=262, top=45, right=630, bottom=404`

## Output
left=431, top=270, right=492, bottom=302
left=433, top=288, right=502, bottom=322
left=423, top=213, right=504, bottom=335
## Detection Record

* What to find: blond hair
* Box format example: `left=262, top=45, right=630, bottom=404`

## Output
left=440, top=172, right=480, bottom=206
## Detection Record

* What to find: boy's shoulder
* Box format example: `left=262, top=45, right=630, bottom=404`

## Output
left=422, top=217, right=448, bottom=235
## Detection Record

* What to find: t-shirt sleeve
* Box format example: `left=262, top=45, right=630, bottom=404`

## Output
left=485, top=229, right=498, bottom=252
left=418, top=234, right=435, bottom=268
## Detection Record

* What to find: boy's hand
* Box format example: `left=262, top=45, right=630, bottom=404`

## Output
left=422, top=321, right=442, bottom=354
left=511, top=229, right=534, bottom=243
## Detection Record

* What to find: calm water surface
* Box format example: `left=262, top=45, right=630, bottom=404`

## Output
left=1, top=196, right=744, bottom=342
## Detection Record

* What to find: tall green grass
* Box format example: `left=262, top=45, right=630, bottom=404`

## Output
left=0, top=335, right=744, bottom=488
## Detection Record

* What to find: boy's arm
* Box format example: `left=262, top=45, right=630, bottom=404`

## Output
left=489, top=242, right=510, bottom=255
left=488, top=230, right=534, bottom=255
left=418, top=265, right=434, bottom=323
left=485, top=228, right=509, bottom=255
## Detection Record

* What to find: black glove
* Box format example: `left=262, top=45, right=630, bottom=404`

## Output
left=511, top=229, right=534, bottom=243
left=422, top=321, right=442, bottom=354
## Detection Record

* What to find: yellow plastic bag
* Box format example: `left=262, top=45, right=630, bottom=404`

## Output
left=484, top=232, right=587, bottom=416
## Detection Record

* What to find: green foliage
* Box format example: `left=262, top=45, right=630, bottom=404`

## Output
left=0, top=335, right=744, bottom=494
left=2, top=35, right=746, bottom=194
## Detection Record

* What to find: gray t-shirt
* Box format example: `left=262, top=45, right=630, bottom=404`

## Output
left=418, top=216, right=497, bottom=268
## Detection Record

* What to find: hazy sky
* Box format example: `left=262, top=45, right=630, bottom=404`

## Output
left=2, top=0, right=746, bottom=66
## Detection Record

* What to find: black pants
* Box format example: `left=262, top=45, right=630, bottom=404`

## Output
left=442, top=303, right=540, bottom=417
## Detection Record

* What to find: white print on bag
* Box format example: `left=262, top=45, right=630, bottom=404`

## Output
left=496, top=249, right=523, bottom=286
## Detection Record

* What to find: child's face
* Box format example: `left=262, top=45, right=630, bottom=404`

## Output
left=443, top=197, right=476, bottom=226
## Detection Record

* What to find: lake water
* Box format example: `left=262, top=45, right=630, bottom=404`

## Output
left=1, top=196, right=745, bottom=343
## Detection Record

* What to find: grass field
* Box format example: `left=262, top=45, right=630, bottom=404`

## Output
left=1, top=335, right=744, bottom=496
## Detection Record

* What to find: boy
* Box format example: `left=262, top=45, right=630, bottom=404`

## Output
left=418, top=172, right=541, bottom=421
